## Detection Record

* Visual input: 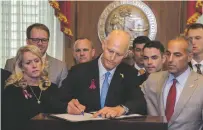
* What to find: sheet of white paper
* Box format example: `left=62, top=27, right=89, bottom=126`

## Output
left=51, top=113, right=105, bottom=122
left=51, top=113, right=142, bottom=122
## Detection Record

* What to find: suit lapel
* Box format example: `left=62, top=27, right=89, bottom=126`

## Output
left=46, top=55, right=52, bottom=72
left=105, top=67, right=123, bottom=106
left=168, top=71, right=198, bottom=126
left=158, top=72, right=169, bottom=117
left=188, top=62, right=193, bottom=69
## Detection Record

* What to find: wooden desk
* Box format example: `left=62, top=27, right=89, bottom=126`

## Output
left=28, top=113, right=168, bottom=130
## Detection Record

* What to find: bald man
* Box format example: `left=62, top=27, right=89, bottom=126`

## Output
left=73, top=38, right=95, bottom=64
left=60, top=30, right=146, bottom=118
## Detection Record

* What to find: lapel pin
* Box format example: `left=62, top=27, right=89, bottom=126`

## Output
left=120, top=73, right=124, bottom=78
left=89, top=79, right=96, bottom=89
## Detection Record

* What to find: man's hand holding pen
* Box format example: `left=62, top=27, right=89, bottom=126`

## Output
left=67, top=99, right=86, bottom=115
left=67, top=99, right=126, bottom=118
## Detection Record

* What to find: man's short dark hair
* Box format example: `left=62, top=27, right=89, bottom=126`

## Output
left=133, top=36, right=151, bottom=48
left=26, top=23, right=50, bottom=39
left=143, top=40, right=165, bottom=55
left=186, top=23, right=203, bottom=36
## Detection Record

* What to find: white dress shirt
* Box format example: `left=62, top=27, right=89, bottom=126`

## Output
left=191, top=59, right=203, bottom=73
left=163, top=67, right=191, bottom=110
left=134, top=62, right=145, bottom=76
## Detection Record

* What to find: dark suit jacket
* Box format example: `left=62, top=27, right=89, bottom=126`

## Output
left=1, top=69, right=11, bottom=89
left=60, top=58, right=146, bottom=115
left=131, top=65, right=148, bottom=84
left=139, top=73, right=148, bottom=84
left=188, top=62, right=192, bottom=69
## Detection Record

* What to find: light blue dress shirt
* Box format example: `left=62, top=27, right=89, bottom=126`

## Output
left=163, top=67, right=191, bottom=109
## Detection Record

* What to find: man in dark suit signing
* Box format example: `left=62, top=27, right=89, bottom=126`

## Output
left=1, top=68, right=11, bottom=89
left=60, top=30, right=146, bottom=118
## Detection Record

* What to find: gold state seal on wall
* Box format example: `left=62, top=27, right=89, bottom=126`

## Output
left=98, top=1, right=157, bottom=46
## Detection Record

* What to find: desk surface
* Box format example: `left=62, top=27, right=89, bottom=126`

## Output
left=28, top=113, right=168, bottom=130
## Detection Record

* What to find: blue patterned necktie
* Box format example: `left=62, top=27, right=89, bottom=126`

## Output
left=100, top=72, right=110, bottom=108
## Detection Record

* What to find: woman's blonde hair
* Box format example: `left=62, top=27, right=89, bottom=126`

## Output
left=5, top=45, right=51, bottom=90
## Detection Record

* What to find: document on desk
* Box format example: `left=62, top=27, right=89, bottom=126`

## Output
left=50, top=113, right=142, bottom=122
left=50, top=113, right=105, bottom=122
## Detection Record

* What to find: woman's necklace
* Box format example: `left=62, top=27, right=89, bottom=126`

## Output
left=29, top=86, right=42, bottom=104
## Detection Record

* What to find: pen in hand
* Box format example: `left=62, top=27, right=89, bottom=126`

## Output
left=81, top=111, right=84, bottom=116
left=75, top=99, right=85, bottom=116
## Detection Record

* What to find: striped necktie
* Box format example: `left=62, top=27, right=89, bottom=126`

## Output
left=195, top=64, right=202, bottom=74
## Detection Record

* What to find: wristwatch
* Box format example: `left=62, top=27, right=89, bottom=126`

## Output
left=120, top=105, right=129, bottom=115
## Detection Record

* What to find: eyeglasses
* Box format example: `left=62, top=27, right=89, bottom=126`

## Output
left=29, top=38, right=49, bottom=44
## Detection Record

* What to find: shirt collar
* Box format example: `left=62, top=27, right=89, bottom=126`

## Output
left=98, top=54, right=117, bottom=78
left=168, top=67, right=191, bottom=86
left=134, top=62, right=145, bottom=70
left=191, top=59, right=203, bottom=66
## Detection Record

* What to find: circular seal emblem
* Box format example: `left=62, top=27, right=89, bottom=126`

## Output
left=98, top=1, right=157, bottom=46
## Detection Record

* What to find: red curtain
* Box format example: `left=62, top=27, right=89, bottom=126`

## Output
left=49, top=0, right=73, bottom=38
left=187, top=1, right=203, bottom=25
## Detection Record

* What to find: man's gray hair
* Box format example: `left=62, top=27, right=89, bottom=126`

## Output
left=170, top=35, right=193, bottom=53
left=73, top=38, right=94, bottom=50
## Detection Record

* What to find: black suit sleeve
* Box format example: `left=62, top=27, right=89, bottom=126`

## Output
left=58, top=65, right=79, bottom=103
left=42, top=83, right=67, bottom=113
left=122, top=66, right=147, bottom=115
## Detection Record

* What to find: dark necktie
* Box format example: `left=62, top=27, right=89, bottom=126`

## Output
left=165, top=79, right=177, bottom=121
left=195, top=64, right=202, bottom=74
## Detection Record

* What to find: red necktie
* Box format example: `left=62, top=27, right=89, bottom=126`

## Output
left=165, top=79, right=177, bottom=121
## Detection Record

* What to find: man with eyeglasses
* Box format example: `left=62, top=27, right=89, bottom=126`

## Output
left=4, top=23, right=68, bottom=88
left=73, top=38, right=95, bottom=64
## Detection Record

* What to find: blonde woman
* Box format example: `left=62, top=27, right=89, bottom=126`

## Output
left=2, top=45, right=66, bottom=130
